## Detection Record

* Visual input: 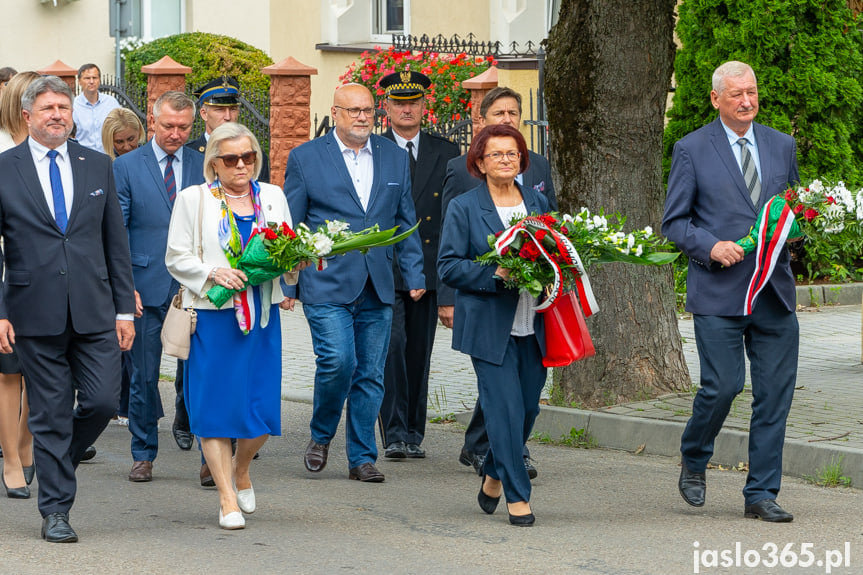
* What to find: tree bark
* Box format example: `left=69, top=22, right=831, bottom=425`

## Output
left=544, top=0, right=690, bottom=407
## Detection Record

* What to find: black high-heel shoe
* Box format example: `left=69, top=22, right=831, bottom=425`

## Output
left=507, top=503, right=535, bottom=526
left=23, top=464, right=35, bottom=485
left=1, top=470, right=31, bottom=499
left=477, top=474, right=501, bottom=514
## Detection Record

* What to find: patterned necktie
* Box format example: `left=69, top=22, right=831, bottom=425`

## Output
left=164, top=154, right=177, bottom=203
left=405, top=141, right=416, bottom=180
left=47, top=150, right=67, bottom=232
left=737, top=138, right=761, bottom=204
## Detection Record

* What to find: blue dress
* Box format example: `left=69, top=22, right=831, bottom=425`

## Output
left=184, top=214, right=281, bottom=438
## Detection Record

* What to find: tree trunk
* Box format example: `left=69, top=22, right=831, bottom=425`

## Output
left=544, top=0, right=690, bottom=407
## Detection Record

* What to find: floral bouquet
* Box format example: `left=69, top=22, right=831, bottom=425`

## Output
left=475, top=210, right=679, bottom=367
left=206, top=219, right=419, bottom=308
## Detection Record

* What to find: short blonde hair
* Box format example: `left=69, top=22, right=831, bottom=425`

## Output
left=101, top=108, right=146, bottom=159
left=203, top=122, right=262, bottom=184
left=0, top=71, right=40, bottom=139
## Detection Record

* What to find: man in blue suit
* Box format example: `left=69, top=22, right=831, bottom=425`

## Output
left=114, top=91, right=205, bottom=482
left=284, top=83, right=425, bottom=482
left=662, top=61, right=800, bottom=522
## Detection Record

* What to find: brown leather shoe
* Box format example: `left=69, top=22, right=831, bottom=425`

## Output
left=200, top=463, right=215, bottom=487
left=128, top=460, right=153, bottom=482
left=304, top=439, right=329, bottom=472
left=348, top=462, right=385, bottom=482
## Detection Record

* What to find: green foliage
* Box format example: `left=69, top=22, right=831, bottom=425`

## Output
left=804, top=455, right=852, bottom=487
left=123, top=32, right=273, bottom=93
left=665, top=0, right=863, bottom=187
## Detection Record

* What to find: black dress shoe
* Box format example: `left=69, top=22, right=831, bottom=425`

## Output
left=304, top=439, right=329, bottom=472
left=458, top=447, right=473, bottom=467
left=678, top=462, right=706, bottom=507
left=200, top=463, right=215, bottom=487
left=1, top=472, right=30, bottom=499
left=477, top=474, right=500, bottom=514
left=23, top=464, right=35, bottom=485
left=384, top=441, right=407, bottom=459
left=406, top=443, right=425, bottom=459
left=172, top=422, right=194, bottom=451
left=458, top=448, right=486, bottom=475
left=348, top=462, right=385, bottom=482
left=745, top=499, right=793, bottom=522
left=524, top=456, right=538, bottom=479
left=41, top=512, right=78, bottom=543
left=507, top=504, right=535, bottom=526
left=80, top=446, right=97, bottom=462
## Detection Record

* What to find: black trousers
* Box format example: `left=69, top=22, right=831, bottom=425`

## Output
left=16, top=324, right=120, bottom=516
left=379, top=290, right=437, bottom=446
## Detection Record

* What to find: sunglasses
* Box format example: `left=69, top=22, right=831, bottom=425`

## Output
left=217, top=151, right=256, bottom=168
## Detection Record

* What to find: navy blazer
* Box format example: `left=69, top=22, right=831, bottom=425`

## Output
left=381, top=129, right=460, bottom=292
left=662, top=118, right=800, bottom=316
left=283, top=131, right=425, bottom=305
left=114, top=140, right=205, bottom=307
left=438, top=150, right=557, bottom=307
left=0, top=139, right=135, bottom=336
left=438, top=182, right=548, bottom=365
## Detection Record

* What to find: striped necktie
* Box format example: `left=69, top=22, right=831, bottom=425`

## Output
left=47, top=150, right=67, bottom=232
left=737, top=138, right=761, bottom=204
left=164, top=154, right=177, bottom=203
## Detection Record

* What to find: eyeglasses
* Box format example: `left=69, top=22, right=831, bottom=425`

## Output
left=217, top=151, right=256, bottom=168
left=484, top=151, right=521, bottom=162
left=334, top=106, right=375, bottom=118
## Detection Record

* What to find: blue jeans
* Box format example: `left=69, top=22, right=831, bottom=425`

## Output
left=303, top=283, right=393, bottom=468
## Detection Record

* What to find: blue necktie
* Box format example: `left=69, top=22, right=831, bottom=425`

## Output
left=164, top=154, right=176, bottom=203
left=47, top=150, right=67, bottom=232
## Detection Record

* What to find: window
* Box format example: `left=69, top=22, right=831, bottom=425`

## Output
left=141, top=0, right=185, bottom=41
left=372, top=0, right=409, bottom=40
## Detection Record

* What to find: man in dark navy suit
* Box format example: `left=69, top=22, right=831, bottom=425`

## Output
left=114, top=91, right=204, bottom=482
left=378, top=71, right=460, bottom=460
left=662, top=61, right=800, bottom=522
left=440, top=86, right=556, bottom=479
left=0, top=76, right=135, bottom=542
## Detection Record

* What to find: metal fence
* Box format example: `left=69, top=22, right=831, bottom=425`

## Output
left=99, top=74, right=148, bottom=127
left=392, top=33, right=540, bottom=57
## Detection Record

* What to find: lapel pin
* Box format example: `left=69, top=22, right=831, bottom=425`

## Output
left=78, top=157, right=85, bottom=161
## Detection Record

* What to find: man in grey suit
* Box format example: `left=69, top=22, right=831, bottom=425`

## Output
left=662, top=61, right=800, bottom=522
left=114, top=91, right=204, bottom=482
left=0, top=76, right=135, bottom=542
left=441, top=86, right=556, bottom=478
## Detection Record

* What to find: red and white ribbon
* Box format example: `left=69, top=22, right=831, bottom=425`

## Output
left=743, top=196, right=796, bottom=315
left=494, top=217, right=599, bottom=315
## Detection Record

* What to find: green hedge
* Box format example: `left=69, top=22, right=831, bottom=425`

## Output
left=664, top=0, right=863, bottom=187
left=123, top=32, right=273, bottom=93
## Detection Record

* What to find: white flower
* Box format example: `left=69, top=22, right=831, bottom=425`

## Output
left=635, top=244, right=644, bottom=257
left=626, top=234, right=636, bottom=250
left=809, top=179, right=824, bottom=194
left=310, top=232, right=334, bottom=256
left=856, top=189, right=863, bottom=221
left=643, top=226, right=653, bottom=237
left=326, top=220, right=350, bottom=235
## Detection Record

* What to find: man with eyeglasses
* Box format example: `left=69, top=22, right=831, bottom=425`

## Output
left=188, top=76, right=271, bottom=183
left=377, top=71, right=460, bottom=461
left=113, top=91, right=205, bottom=483
left=283, top=83, right=425, bottom=483
left=440, top=86, right=557, bottom=479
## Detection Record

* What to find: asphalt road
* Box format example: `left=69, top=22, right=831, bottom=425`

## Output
left=1, top=396, right=860, bottom=575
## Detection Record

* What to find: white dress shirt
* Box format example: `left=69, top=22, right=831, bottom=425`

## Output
left=152, top=138, right=185, bottom=187
left=28, top=137, right=74, bottom=221
left=334, top=131, right=374, bottom=211
left=392, top=131, right=419, bottom=160
left=720, top=120, right=762, bottom=183
left=495, top=201, right=536, bottom=336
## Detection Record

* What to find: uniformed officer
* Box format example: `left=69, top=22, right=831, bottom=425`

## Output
left=378, top=71, right=460, bottom=459
left=188, top=76, right=271, bottom=183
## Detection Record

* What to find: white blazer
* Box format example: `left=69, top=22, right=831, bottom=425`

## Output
left=165, top=182, right=298, bottom=310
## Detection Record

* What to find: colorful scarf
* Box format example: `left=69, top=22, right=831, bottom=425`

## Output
left=210, top=179, right=271, bottom=334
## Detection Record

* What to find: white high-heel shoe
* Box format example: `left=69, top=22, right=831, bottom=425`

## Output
left=219, top=508, right=245, bottom=530
left=237, top=485, right=256, bottom=514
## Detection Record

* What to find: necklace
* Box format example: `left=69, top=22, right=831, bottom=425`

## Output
left=224, top=191, right=250, bottom=199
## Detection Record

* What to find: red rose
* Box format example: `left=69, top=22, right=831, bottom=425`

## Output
left=519, top=243, right=541, bottom=261
left=494, top=230, right=503, bottom=237
left=804, top=209, right=819, bottom=222
left=534, top=229, right=547, bottom=241
left=826, top=196, right=836, bottom=205
left=560, top=226, right=569, bottom=235
left=264, top=228, right=278, bottom=240
left=500, top=246, right=510, bottom=256
left=793, top=205, right=804, bottom=215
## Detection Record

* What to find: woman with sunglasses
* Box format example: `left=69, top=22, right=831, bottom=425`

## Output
left=166, top=122, right=308, bottom=530
left=438, top=124, right=549, bottom=526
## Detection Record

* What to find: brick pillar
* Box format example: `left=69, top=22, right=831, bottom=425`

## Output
left=262, top=57, right=318, bottom=186
left=462, top=66, right=498, bottom=136
left=141, top=56, right=192, bottom=139
left=38, top=60, right=78, bottom=92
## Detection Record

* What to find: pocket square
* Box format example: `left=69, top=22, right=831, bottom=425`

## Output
left=533, top=181, right=546, bottom=193
left=89, top=189, right=104, bottom=197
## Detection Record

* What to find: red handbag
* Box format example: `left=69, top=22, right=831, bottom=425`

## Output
left=539, top=291, right=595, bottom=367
